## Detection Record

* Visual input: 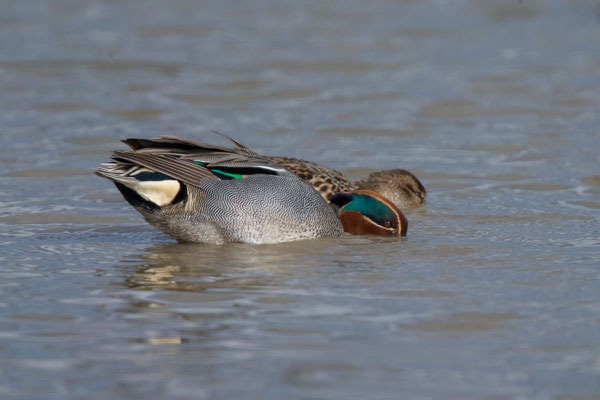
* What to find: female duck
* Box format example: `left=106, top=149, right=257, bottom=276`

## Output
left=269, top=157, right=426, bottom=209
left=96, top=135, right=406, bottom=244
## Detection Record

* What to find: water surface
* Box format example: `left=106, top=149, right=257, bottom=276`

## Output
left=1, top=0, right=600, bottom=398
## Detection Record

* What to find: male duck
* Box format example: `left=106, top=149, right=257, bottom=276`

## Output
left=269, top=157, right=426, bottom=210
left=96, top=134, right=407, bottom=244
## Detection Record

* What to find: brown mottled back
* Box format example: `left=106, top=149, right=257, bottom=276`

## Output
left=268, top=156, right=357, bottom=199
left=268, top=156, right=427, bottom=209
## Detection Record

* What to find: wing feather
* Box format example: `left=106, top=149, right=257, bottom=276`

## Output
left=100, top=134, right=295, bottom=189
left=111, top=151, right=215, bottom=187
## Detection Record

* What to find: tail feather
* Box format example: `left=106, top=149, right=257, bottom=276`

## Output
left=96, top=166, right=182, bottom=208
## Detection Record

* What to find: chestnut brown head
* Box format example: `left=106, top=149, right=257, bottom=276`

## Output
left=329, top=190, right=408, bottom=237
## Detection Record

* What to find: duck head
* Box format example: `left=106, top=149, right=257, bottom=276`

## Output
left=329, top=190, right=408, bottom=237
left=355, top=169, right=426, bottom=209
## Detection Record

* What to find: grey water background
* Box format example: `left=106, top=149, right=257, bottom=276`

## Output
left=1, top=0, right=600, bottom=398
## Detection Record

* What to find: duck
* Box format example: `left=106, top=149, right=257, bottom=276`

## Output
left=268, top=156, right=426, bottom=210
left=96, top=134, right=407, bottom=244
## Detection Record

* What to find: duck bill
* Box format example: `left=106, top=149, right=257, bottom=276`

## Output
left=338, top=210, right=399, bottom=236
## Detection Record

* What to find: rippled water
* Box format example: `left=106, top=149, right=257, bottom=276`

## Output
left=1, top=0, right=600, bottom=398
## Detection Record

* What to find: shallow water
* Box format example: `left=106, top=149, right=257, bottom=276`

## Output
left=1, top=0, right=600, bottom=398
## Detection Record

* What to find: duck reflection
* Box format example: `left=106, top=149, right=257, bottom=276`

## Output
left=110, top=239, right=345, bottom=347
left=110, top=235, right=406, bottom=352
left=116, top=238, right=337, bottom=292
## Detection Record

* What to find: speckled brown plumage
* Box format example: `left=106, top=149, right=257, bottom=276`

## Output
left=268, top=156, right=358, bottom=198
left=268, top=156, right=427, bottom=210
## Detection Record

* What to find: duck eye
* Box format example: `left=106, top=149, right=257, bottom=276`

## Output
left=407, top=185, right=420, bottom=197
left=384, top=220, right=392, bottom=228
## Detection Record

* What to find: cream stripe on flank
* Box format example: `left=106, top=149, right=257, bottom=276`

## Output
left=123, top=179, right=181, bottom=206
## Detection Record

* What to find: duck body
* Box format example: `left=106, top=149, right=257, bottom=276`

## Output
left=97, top=135, right=343, bottom=244
left=269, top=156, right=426, bottom=209
left=96, top=135, right=407, bottom=244
left=121, top=174, right=343, bottom=244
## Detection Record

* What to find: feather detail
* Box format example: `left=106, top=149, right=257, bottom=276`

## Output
left=118, top=135, right=290, bottom=178
left=121, top=179, right=181, bottom=207
left=95, top=167, right=182, bottom=207
left=268, top=156, right=356, bottom=199
left=111, top=151, right=215, bottom=187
